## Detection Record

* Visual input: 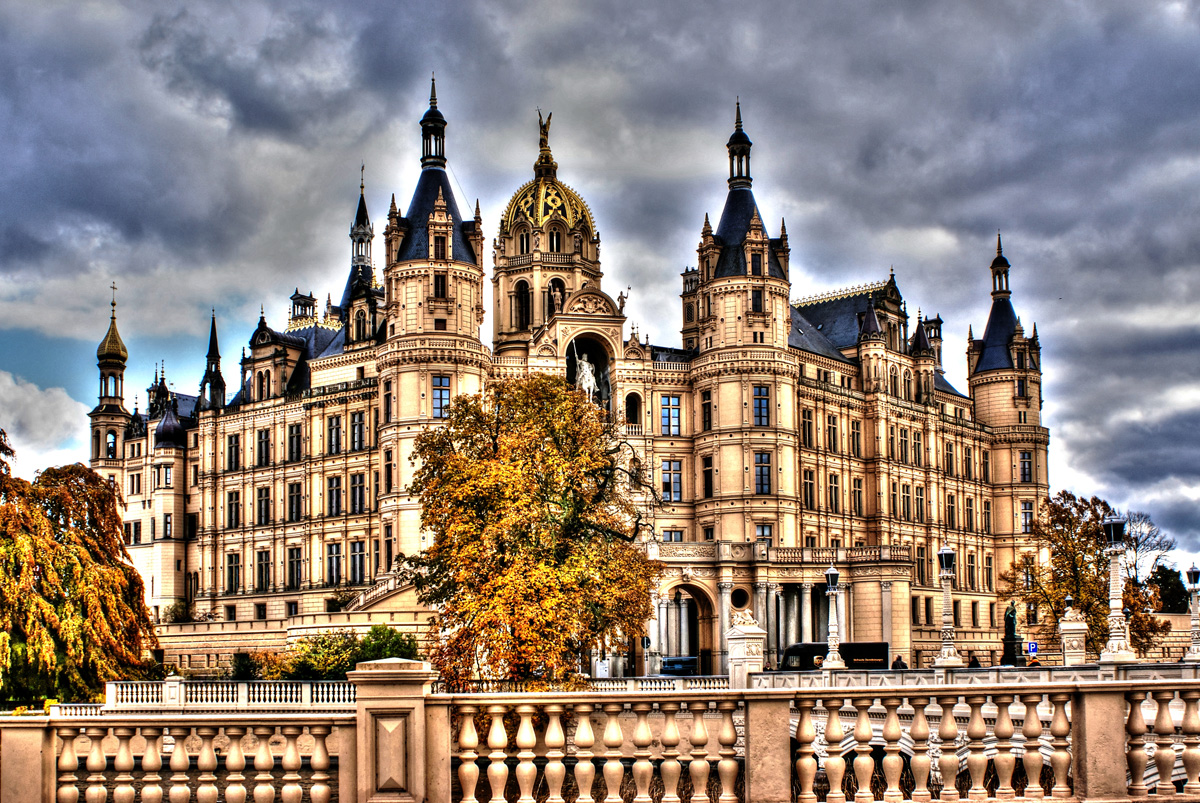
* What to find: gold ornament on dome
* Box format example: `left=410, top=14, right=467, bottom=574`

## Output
left=503, top=176, right=595, bottom=231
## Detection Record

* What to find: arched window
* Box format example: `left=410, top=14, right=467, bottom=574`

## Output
left=257, top=371, right=270, bottom=401
left=903, top=371, right=913, bottom=400
left=515, top=280, right=532, bottom=330
left=355, top=310, right=367, bottom=342
left=106, top=430, right=117, bottom=459
left=519, top=230, right=530, bottom=255
left=549, top=229, right=562, bottom=253
left=93, top=430, right=101, bottom=459
left=625, top=393, right=642, bottom=426
left=889, top=367, right=899, bottom=397
left=685, top=303, right=694, bottom=323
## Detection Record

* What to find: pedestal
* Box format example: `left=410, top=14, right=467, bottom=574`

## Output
left=1001, top=636, right=1025, bottom=667
left=726, top=620, right=767, bottom=689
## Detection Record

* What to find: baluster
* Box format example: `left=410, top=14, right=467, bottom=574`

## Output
left=309, top=724, right=331, bottom=803
left=965, top=695, right=988, bottom=801
left=660, top=702, right=683, bottom=803
left=1182, top=691, right=1200, bottom=795
left=717, top=701, right=739, bottom=803
left=544, top=705, right=567, bottom=803
left=195, top=727, right=218, bottom=803
left=224, top=726, right=248, bottom=803
left=486, top=704, right=509, bottom=803
left=252, top=725, right=276, bottom=803
left=688, top=701, right=711, bottom=803
left=515, top=704, right=538, bottom=803
left=825, top=697, right=847, bottom=803
left=1048, top=692, right=1072, bottom=798
left=1126, top=691, right=1149, bottom=797
left=573, top=704, right=596, bottom=803
left=85, top=726, right=108, bottom=803
left=992, top=695, right=1016, bottom=800
left=795, top=697, right=818, bottom=803
left=457, top=705, right=481, bottom=803
left=910, top=696, right=933, bottom=803
left=852, top=697, right=875, bottom=803
left=631, top=702, right=654, bottom=803
left=1152, top=690, right=1178, bottom=796
left=112, top=727, right=136, bottom=803
left=881, top=696, right=903, bottom=803
left=168, top=726, right=192, bottom=803
left=279, top=726, right=303, bottom=803
left=602, top=702, right=626, bottom=803
left=140, top=727, right=164, bottom=803
left=936, top=694, right=960, bottom=803
left=1021, top=693, right=1045, bottom=801
left=58, top=727, right=81, bottom=803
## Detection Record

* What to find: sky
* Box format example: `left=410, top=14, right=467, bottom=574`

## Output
left=1, top=1, right=1199, bottom=563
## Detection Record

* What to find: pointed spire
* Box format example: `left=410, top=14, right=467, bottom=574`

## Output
left=912, top=311, right=933, bottom=355
left=968, top=324, right=974, bottom=340
left=97, top=281, right=128, bottom=363
left=702, top=213, right=712, bottom=236
left=420, top=73, right=447, bottom=168
left=859, top=295, right=883, bottom=340
left=429, top=72, right=437, bottom=108
left=726, top=98, right=753, bottom=189
left=207, top=310, right=220, bottom=360
left=389, top=193, right=398, bottom=216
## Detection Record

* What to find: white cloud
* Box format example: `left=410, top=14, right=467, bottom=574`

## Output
left=0, top=371, right=89, bottom=480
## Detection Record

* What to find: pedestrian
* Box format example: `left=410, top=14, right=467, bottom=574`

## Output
left=1027, top=656, right=1041, bottom=667
left=968, top=654, right=981, bottom=668
left=892, top=654, right=908, bottom=670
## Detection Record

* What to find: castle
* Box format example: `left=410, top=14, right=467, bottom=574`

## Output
left=89, top=81, right=1049, bottom=674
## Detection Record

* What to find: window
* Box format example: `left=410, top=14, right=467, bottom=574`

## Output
left=802, top=470, right=815, bottom=509
left=912, top=598, right=921, bottom=625
left=226, top=491, right=241, bottom=529
left=328, top=417, right=342, bottom=455
left=985, top=555, right=994, bottom=591
left=899, top=429, right=908, bottom=463
left=965, top=497, right=975, bottom=532
left=802, top=409, right=815, bottom=448
left=287, top=424, right=302, bottom=462
left=131, top=521, right=142, bottom=545
left=163, top=514, right=172, bottom=539
left=888, top=426, right=895, bottom=459
left=701, top=391, right=712, bottom=431
left=702, top=456, right=714, bottom=498
left=191, top=465, right=198, bottom=487
left=982, top=451, right=989, bottom=482
left=660, top=396, right=681, bottom=436
left=549, top=230, right=562, bottom=252
left=827, top=473, right=839, bottom=513
left=663, top=530, right=683, bottom=542
left=384, top=450, right=394, bottom=493
left=350, top=473, right=367, bottom=514
left=519, top=231, right=530, bottom=254
left=227, top=434, right=240, bottom=471
left=983, top=500, right=992, bottom=534
left=953, top=600, right=961, bottom=628
left=917, top=546, right=927, bottom=585
left=433, top=235, right=446, bottom=261
left=901, top=484, right=911, bottom=521
left=703, top=527, right=715, bottom=541
left=755, top=524, right=773, bottom=543
left=432, top=375, right=450, bottom=419
left=947, top=493, right=957, bottom=529
left=755, top=453, right=772, bottom=495
left=661, top=460, right=682, bottom=502
left=226, top=554, right=241, bottom=595
left=1027, top=603, right=1038, bottom=625
left=1020, top=451, right=1033, bottom=483
left=328, top=477, right=343, bottom=516
left=924, top=597, right=933, bottom=626
left=753, top=386, right=770, bottom=426
left=1016, top=378, right=1026, bottom=397
left=383, top=381, right=393, bottom=424
left=967, top=553, right=977, bottom=590
left=354, top=310, right=368, bottom=341
left=850, top=420, right=861, bottom=457
left=257, top=429, right=270, bottom=467
left=433, top=273, right=447, bottom=298
left=915, top=485, right=925, bottom=522
left=944, top=442, right=954, bottom=476
left=326, top=544, right=343, bottom=586
left=826, top=415, right=838, bottom=452
left=964, top=447, right=973, bottom=480
left=226, top=605, right=237, bottom=622
left=1018, top=410, right=1027, bottom=424
left=434, top=318, right=447, bottom=331
left=913, top=432, right=923, bottom=466
left=286, top=547, right=302, bottom=590
left=288, top=483, right=302, bottom=522
left=751, top=289, right=763, bottom=313
left=852, top=478, right=864, bottom=517
left=129, top=473, right=141, bottom=496
left=255, top=603, right=267, bottom=621
left=351, top=412, right=366, bottom=451
left=350, top=541, right=366, bottom=584
left=385, top=526, right=394, bottom=571
left=256, top=550, right=270, bottom=593
left=751, top=252, right=762, bottom=276
left=1016, top=351, right=1026, bottom=370
left=971, top=601, right=979, bottom=628
left=1022, top=501, right=1034, bottom=533
left=256, top=487, right=271, bottom=526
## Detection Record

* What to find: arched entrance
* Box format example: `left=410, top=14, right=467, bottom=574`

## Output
left=659, top=582, right=717, bottom=676
left=566, top=334, right=613, bottom=412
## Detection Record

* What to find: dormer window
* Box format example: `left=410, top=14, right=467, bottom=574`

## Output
left=751, top=252, right=762, bottom=276
left=433, top=235, right=446, bottom=261
left=519, top=231, right=530, bottom=255
left=355, top=310, right=367, bottom=341
left=549, top=230, right=562, bottom=253
left=1016, top=351, right=1026, bottom=369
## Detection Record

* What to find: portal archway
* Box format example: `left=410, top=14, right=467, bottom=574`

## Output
left=659, top=582, right=718, bottom=675
left=566, top=334, right=613, bottom=412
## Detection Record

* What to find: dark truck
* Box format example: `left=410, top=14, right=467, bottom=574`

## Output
left=775, top=642, right=890, bottom=671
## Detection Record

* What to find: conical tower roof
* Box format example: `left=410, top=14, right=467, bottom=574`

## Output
left=97, top=292, right=128, bottom=363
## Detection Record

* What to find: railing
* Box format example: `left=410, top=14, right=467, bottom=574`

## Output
left=101, top=679, right=357, bottom=713
left=433, top=676, right=729, bottom=693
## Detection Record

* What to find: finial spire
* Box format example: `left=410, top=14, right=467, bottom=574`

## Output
left=735, top=96, right=743, bottom=130
left=360, top=163, right=365, bottom=194
left=429, top=72, right=437, bottom=108
left=110, top=282, right=118, bottom=316
left=996, top=230, right=1003, bottom=256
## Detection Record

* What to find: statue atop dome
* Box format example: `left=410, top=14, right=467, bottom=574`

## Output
left=538, top=109, right=552, bottom=151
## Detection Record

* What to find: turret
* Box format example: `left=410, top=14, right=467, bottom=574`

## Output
left=90, top=284, right=131, bottom=462
left=198, top=311, right=226, bottom=411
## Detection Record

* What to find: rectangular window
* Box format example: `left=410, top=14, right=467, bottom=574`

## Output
left=944, top=442, right=954, bottom=476
left=755, top=524, right=773, bottom=543
left=1020, top=451, right=1033, bottom=483
left=661, top=460, right=682, bottom=502
left=1027, top=603, right=1038, bottom=625
left=1022, top=500, right=1034, bottom=533
left=191, top=465, right=198, bottom=487
left=802, top=409, right=815, bottom=448
left=751, top=289, right=763, bottom=313
left=901, top=484, right=911, bottom=521
left=226, top=605, right=237, bottom=622
left=827, top=473, right=839, bottom=513
left=703, top=456, right=714, bottom=498
left=256, top=550, right=270, bottom=593
left=925, top=596, right=934, bottom=626
left=385, top=526, right=394, bottom=571
left=432, top=375, right=451, bottom=419
left=130, top=521, right=142, bottom=545
left=982, top=451, right=990, bottom=482
left=899, top=428, right=909, bottom=463
left=328, top=476, right=343, bottom=516
left=985, top=554, right=994, bottom=591
left=351, top=412, right=366, bottom=451
left=826, top=415, right=838, bottom=453
left=755, top=453, right=772, bottom=495
left=964, top=446, right=974, bottom=480
left=383, top=381, right=393, bottom=424
left=350, top=541, right=366, bottom=584
left=911, top=597, right=921, bottom=625
left=433, top=272, right=447, bottom=297
left=703, top=526, right=715, bottom=541
left=227, top=434, right=240, bottom=471
left=287, top=424, right=302, bottom=462
left=384, top=450, right=394, bottom=493
left=971, top=601, right=979, bottom=628
left=850, top=420, right=861, bottom=457
left=916, top=485, right=926, bottom=522
left=965, top=497, right=975, bottom=532
left=983, top=500, right=992, bottom=533
left=753, top=386, right=770, bottom=426
left=287, top=483, right=302, bottom=522
left=913, top=431, right=923, bottom=466
left=226, top=553, right=241, bottom=595
left=256, top=487, right=271, bottom=526
left=226, top=491, right=241, bottom=529
left=917, top=546, right=927, bottom=585
left=350, top=473, right=366, bottom=514
left=286, top=547, right=302, bottom=590
left=852, top=478, right=863, bottom=517
left=1016, top=378, right=1026, bottom=397
left=802, top=469, right=815, bottom=509
left=255, top=603, right=267, bottom=621
left=660, top=396, right=681, bottom=436
left=129, top=473, right=141, bottom=496
left=257, top=429, right=270, bottom=467
left=287, top=600, right=298, bottom=617
left=327, top=416, right=342, bottom=455
left=947, top=493, right=957, bottom=529
left=326, top=544, right=342, bottom=586
left=967, top=553, right=977, bottom=590
left=701, top=391, right=712, bottom=431
left=433, top=318, right=447, bottom=331
left=888, top=426, right=895, bottom=459
left=751, top=252, right=762, bottom=276
left=163, top=513, right=172, bottom=539
left=663, top=529, right=683, bottom=542
left=953, top=600, right=961, bottom=628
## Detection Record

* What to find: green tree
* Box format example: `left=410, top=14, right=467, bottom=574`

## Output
left=400, top=374, right=662, bottom=686
left=249, top=625, right=420, bottom=680
left=0, top=429, right=158, bottom=702
left=999, top=490, right=1170, bottom=657
left=358, top=624, right=419, bottom=663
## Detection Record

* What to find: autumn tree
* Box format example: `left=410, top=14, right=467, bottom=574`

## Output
left=1147, top=565, right=1190, bottom=614
left=1124, top=510, right=1175, bottom=583
left=400, top=374, right=661, bottom=686
left=999, top=490, right=1169, bottom=657
left=0, top=429, right=158, bottom=702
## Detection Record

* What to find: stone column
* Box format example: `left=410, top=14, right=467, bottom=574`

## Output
left=837, top=585, right=849, bottom=643
left=784, top=586, right=799, bottom=645
left=754, top=582, right=768, bottom=638
left=674, top=595, right=684, bottom=657
left=657, top=597, right=668, bottom=661
left=647, top=592, right=663, bottom=675
left=767, top=583, right=781, bottom=666
left=800, top=583, right=814, bottom=642
left=880, top=581, right=893, bottom=647
left=718, top=582, right=732, bottom=675
left=680, top=598, right=691, bottom=659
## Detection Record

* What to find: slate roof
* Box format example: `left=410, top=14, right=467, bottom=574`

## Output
left=712, top=187, right=786, bottom=280
left=935, top=372, right=967, bottom=398
left=789, top=306, right=855, bottom=364
left=973, top=296, right=1017, bottom=374
left=795, top=290, right=880, bottom=351
left=394, top=168, right=477, bottom=266
left=651, top=345, right=694, bottom=363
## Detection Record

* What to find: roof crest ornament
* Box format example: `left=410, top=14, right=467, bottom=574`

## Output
left=791, top=279, right=889, bottom=307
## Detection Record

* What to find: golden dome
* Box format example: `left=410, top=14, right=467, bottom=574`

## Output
left=501, top=175, right=595, bottom=233
left=97, top=303, right=128, bottom=363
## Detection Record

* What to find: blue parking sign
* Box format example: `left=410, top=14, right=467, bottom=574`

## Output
left=1028, top=642, right=1038, bottom=655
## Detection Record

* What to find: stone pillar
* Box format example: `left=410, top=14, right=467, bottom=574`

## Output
left=647, top=593, right=663, bottom=675
left=1060, top=610, right=1088, bottom=666
left=767, top=583, right=781, bottom=666
left=718, top=582, right=733, bottom=675
left=837, top=585, right=849, bottom=643
left=754, top=582, right=768, bottom=644
left=784, top=586, right=799, bottom=645
left=0, top=718, right=54, bottom=803
left=657, top=597, right=669, bottom=660
left=1071, top=688, right=1133, bottom=802
left=680, top=598, right=691, bottom=659
left=726, top=617, right=767, bottom=689
left=880, top=581, right=893, bottom=648
left=800, top=583, right=813, bottom=642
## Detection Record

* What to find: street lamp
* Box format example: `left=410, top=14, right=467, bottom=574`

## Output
left=824, top=564, right=845, bottom=669
left=1099, top=515, right=1136, bottom=663
left=1186, top=565, right=1200, bottom=663
left=934, top=544, right=963, bottom=667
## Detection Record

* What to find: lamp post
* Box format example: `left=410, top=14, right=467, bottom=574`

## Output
left=1186, top=566, right=1200, bottom=663
left=934, top=544, right=963, bottom=667
left=824, top=564, right=845, bottom=669
left=1099, top=515, right=1136, bottom=663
